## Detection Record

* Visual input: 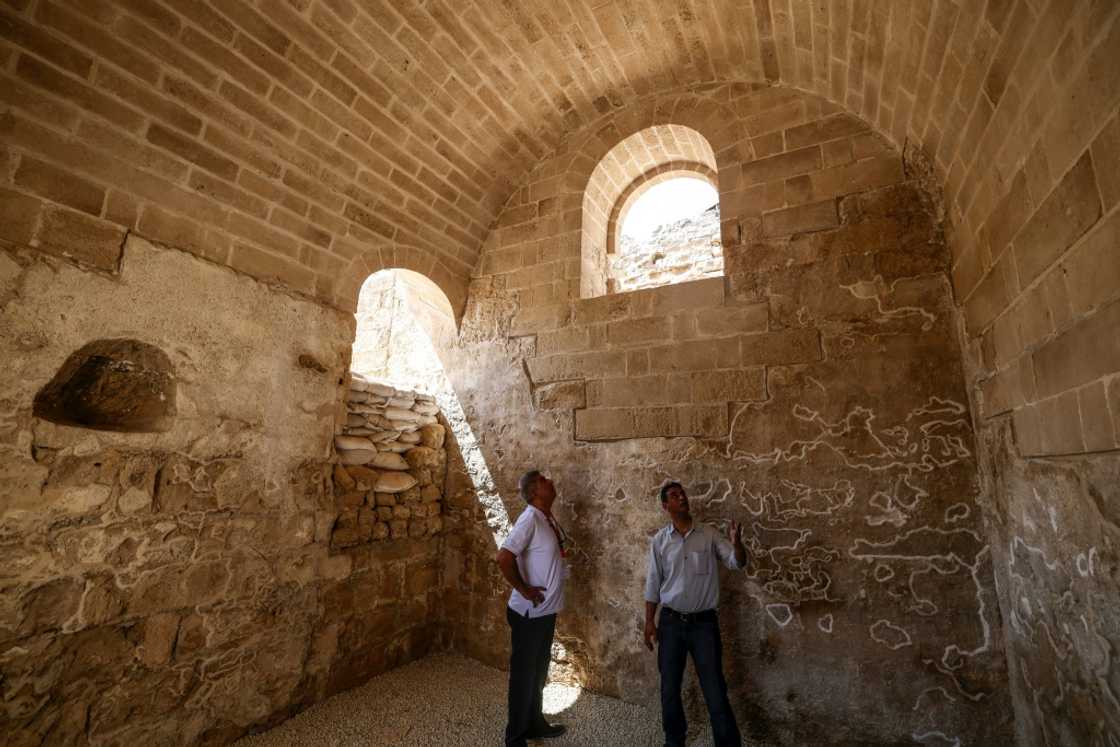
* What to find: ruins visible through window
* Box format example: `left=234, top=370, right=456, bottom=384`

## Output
left=612, top=176, right=722, bottom=293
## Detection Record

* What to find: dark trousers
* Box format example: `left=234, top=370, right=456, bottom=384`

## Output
left=505, top=607, right=556, bottom=747
left=658, top=610, right=742, bottom=747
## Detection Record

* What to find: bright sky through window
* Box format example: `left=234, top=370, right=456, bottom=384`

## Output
left=620, top=177, right=719, bottom=240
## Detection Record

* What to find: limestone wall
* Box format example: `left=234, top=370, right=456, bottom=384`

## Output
left=0, top=236, right=448, bottom=745
left=441, top=85, right=1014, bottom=745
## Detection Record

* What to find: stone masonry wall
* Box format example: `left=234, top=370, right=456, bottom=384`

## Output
left=0, top=235, right=448, bottom=745
left=612, top=204, right=722, bottom=293
left=330, top=375, right=447, bottom=547
left=441, top=85, right=1014, bottom=746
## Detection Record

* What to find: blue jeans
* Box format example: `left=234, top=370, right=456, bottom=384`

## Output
left=658, top=609, right=741, bottom=747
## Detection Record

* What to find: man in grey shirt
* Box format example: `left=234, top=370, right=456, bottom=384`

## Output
left=644, top=481, right=747, bottom=747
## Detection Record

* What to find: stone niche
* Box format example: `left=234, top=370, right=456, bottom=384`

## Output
left=32, top=338, right=176, bottom=432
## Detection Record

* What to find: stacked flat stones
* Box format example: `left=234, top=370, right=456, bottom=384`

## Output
left=331, top=373, right=447, bottom=548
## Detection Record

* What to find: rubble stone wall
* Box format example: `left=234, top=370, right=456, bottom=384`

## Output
left=0, top=235, right=448, bottom=745
left=330, top=376, right=447, bottom=547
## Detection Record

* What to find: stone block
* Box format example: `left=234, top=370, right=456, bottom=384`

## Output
left=373, top=470, right=418, bottom=494
left=648, top=276, right=725, bottom=315
left=607, top=316, right=670, bottom=346
left=36, top=205, right=125, bottom=272
left=14, top=155, right=104, bottom=216
left=1091, top=113, right=1120, bottom=210
left=722, top=181, right=786, bottom=218
left=741, top=328, right=822, bottom=365
left=527, top=350, right=626, bottom=382
left=695, top=303, right=768, bottom=337
left=801, top=156, right=904, bottom=202
left=0, top=187, right=43, bottom=246
left=627, top=350, right=649, bottom=376
left=633, top=406, right=678, bottom=437
left=574, top=408, right=634, bottom=440
left=1038, top=390, right=1085, bottom=455
left=1012, top=404, right=1045, bottom=456
left=510, top=303, right=569, bottom=336
left=536, top=325, right=591, bottom=355
left=986, top=170, right=1032, bottom=256
left=1109, top=376, right=1120, bottom=446
left=783, top=113, right=868, bottom=150
left=573, top=293, right=630, bottom=325
left=762, top=199, right=839, bottom=236
left=690, top=369, right=766, bottom=402
left=677, top=404, right=729, bottom=437
left=1078, top=379, right=1118, bottom=451
left=822, top=138, right=854, bottom=168
left=741, top=145, right=822, bottom=186
left=1014, top=152, right=1102, bottom=287
left=535, top=380, right=586, bottom=410
left=964, top=252, right=1016, bottom=335
left=980, top=360, right=1033, bottom=418
left=1061, top=208, right=1120, bottom=317
left=419, top=424, right=445, bottom=449
left=587, top=375, right=672, bottom=407
left=1032, top=298, right=1120, bottom=399
left=137, top=613, right=180, bottom=668
left=648, top=338, right=740, bottom=372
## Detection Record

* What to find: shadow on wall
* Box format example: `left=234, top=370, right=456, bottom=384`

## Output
left=352, top=269, right=599, bottom=688
left=352, top=268, right=512, bottom=545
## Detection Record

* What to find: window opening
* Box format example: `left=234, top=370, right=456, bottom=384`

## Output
left=612, top=176, right=722, bottom=293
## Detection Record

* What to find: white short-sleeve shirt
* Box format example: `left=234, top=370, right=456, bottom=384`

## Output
left=501, top=505, right=566, bottom=618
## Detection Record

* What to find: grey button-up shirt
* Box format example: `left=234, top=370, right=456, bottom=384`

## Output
left=645, top=522, right=742, bottom=613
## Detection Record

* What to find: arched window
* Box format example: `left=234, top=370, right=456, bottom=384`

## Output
left=581, top=125, right=723, bottom=297
left=612, top=172, right=721, bottom=293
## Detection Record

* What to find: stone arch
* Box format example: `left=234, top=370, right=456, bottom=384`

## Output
left=567, top=92, right=747, bottom=298
left=606, top=161, right=720, bottom=257
left=336, top=246, right=467, bottom=329
left=351, top=267, right=457, bottom=392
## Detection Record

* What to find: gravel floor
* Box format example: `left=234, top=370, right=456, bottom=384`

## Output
left=235, top=653, right=725, bottom=747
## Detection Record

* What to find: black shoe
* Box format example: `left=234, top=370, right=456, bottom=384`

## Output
left=526, top=723, right=567, bottom=739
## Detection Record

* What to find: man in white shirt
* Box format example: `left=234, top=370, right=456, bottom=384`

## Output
left=496, top=470, right=568, bottom=746
left=644, top=481, right=747, bottom=747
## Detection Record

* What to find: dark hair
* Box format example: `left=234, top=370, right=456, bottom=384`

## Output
left=519, top=470, right=542, bottom=502
left=659, top=481, right=684, bottom=503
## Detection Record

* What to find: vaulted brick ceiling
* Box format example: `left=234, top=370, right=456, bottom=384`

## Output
left=280, top=0, right=1109, bottom=276
left=3, top=0, right=1116, bottom=306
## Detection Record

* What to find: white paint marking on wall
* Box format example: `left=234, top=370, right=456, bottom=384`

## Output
left=870, top=619, right=912, bottom=650
left=944, top=502, right=970, bottom=523
left=766, top=603, right=794, bottom=628
left=817, top=613, right=833, bottom=634
left=912, top=729, right=962, bottom=747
